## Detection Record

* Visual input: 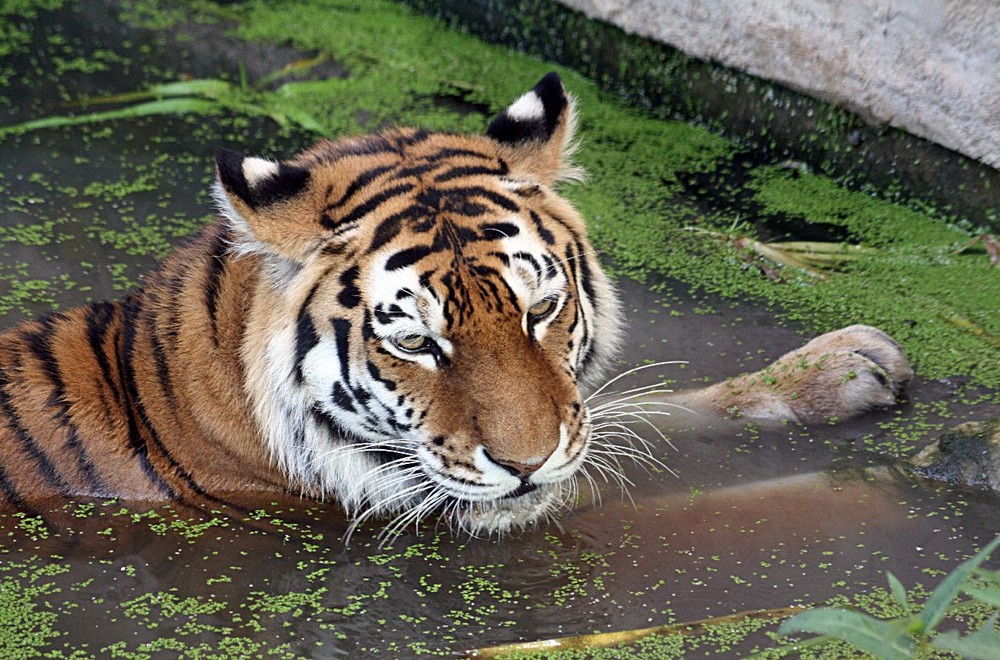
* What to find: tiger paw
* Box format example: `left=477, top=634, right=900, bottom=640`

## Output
left=702, top=325, right=914, bottom=423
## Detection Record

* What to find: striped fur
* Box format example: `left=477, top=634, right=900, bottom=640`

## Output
left=0, top=74, right=625, bottom=534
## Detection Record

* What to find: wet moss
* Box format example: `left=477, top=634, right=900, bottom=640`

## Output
left=0, top=0, right=66, bottom=61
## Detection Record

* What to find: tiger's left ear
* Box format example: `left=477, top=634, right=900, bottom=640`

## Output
left=486, top=72, right=581, bottom=185
left=213, top=148, right=324, bottom=262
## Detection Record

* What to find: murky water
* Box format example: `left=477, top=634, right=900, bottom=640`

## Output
left=1, top=2, right=998, bottom=657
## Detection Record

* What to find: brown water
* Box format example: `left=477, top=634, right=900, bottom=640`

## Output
left=1, top=2, right=999, bottom=657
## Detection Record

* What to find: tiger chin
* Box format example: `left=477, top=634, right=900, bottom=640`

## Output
left=0, top=73, right=912, bottom=540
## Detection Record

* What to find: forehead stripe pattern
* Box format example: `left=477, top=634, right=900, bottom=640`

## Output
left=323, top=164, right=397, bottom=212
left=322, top=182, right=416, bottom=231
left=433, top=161, right=509, bottom=183
left=386, top=245, right=434, bottom=271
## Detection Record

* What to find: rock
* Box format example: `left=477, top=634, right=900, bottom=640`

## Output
left=558, top=0, right=1000, bottom=168
left=909, top=419, right=1000, bottom=491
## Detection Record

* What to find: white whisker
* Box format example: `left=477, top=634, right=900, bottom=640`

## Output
left=586, top=361, right=687, bottom=401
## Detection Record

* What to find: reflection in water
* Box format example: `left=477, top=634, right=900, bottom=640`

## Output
left=2, top=413, right=998, bottom=655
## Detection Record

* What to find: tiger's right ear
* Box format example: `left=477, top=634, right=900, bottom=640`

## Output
left=213, top=148, right=323, bottom=261
left=485, top=72, right=581, bottom=185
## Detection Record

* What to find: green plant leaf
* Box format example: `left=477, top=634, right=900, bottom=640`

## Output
left=0, top=98, right=222, bottom=137
left=886, top=571, right=909, bottom=611
left=932, top=623, right=1000, bottom=660
left=963, top=584, right=1000, bottom=608
left=920, top=535, right=1000, bottom=633
left=146, top=79, right=235, bottom=99
left=281, top=107, right=326, bottom=134
left=67, top=79, right=236, bottom=108
left=778, top=608, right=914, bottom=660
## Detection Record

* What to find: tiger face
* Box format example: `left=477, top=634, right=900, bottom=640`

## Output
left=215, top=73, right=623, bottom=536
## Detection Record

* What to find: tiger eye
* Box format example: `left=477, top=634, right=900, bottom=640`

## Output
left=394, top=334, right=429, bottom=352
left=527, top=298, right=556, bottom=319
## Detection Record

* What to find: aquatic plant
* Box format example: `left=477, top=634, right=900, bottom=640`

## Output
left=955, top=234, right=1000, bottom=268
left=773, top=533, right=1000, bottom=659
left=0, top=60, right=329, bottom=137
left=685, top=222, right=877, bottom=281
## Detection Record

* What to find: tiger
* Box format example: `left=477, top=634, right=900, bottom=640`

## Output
left=0, top=73, right=913, bottom=536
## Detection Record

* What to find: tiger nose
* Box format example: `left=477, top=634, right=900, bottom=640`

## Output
left=484, top=449, right=550, bottom=477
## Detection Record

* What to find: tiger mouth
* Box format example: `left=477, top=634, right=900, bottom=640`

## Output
left=446, top=481, right=567, bottom=535
left=503, top=480, right=539, bottom=499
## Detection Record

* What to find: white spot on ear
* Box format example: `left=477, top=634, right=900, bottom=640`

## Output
left=506, top=91, right=545, bottom=121
left=242, top=157, right=280, bottom=188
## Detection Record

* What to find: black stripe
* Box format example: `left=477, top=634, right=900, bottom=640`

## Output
left=324, top=164, right=397, bottom=212
left=21, top=316, right=109, bottom=495
left=386, top=245, right=433, bottom=271
left=474, top=274, right=505, bottom=313
left=566, top=241, right=598, bottom=375
left=574, top=239, right=599, bottom=306
left=480, top=222, right=520, bottom=239
left=203, top=228, right=229, bottom=349
left=488, top=250, right=511, bottom=267
left=323, top=182, right=415, bottom=230
left=393, top=129, right=431, bottom=149
left=536, top=208, right=579, bottom=243
left=145, top=303, right=178, bottom=410
left=85, top=303, right=121, bottom=411
left=369, top=205, right=426, bottom=252
left=330, top=317, right=352, bottom=384
left=434, top=162, right=509, bottom=183
left=429, top=147, right=494, bottom=161
left=294, top=282, right=323, bottom=385
left=512, top=251, right=542, bottom=282
left=331, top=382, right=356, bottom=413
left=528, top=210, right=556, bottom=246
left=392, top=163, right=438, bottom=180
left=121, top=297, right=249, bottom=512
left=443, top=186, right=520, bottom=212
left=337, top=265, right=362, bottom=309
left=361, top=309, right=375, bottom=342
left=512, top=184, right=543, bottom=199
left=118, top=297, right=176, bottom=497
left=366, top=360, right=396, bottom=392
left=0, top=355, right=73, bottom=495
left=541, top=253, right=561, bottom=281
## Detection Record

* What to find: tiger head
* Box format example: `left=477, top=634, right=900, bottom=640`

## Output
left=214, top=73, right=624, bottom=538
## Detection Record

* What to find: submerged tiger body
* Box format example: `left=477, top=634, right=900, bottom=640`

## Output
left=0, top=74, right=912, bottom=535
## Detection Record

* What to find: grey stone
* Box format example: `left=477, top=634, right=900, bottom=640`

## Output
left=559, top=0, right=1000, bottom=168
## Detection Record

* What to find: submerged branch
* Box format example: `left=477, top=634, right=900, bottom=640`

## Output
left=464, top=606, right=803, bottom=657
left=685, top=226, right=876, bottom=281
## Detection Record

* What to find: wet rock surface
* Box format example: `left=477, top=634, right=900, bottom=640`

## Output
left=559, top=0, right=1000, bottom=169
left=911, top=419, right=1000, bottom=491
